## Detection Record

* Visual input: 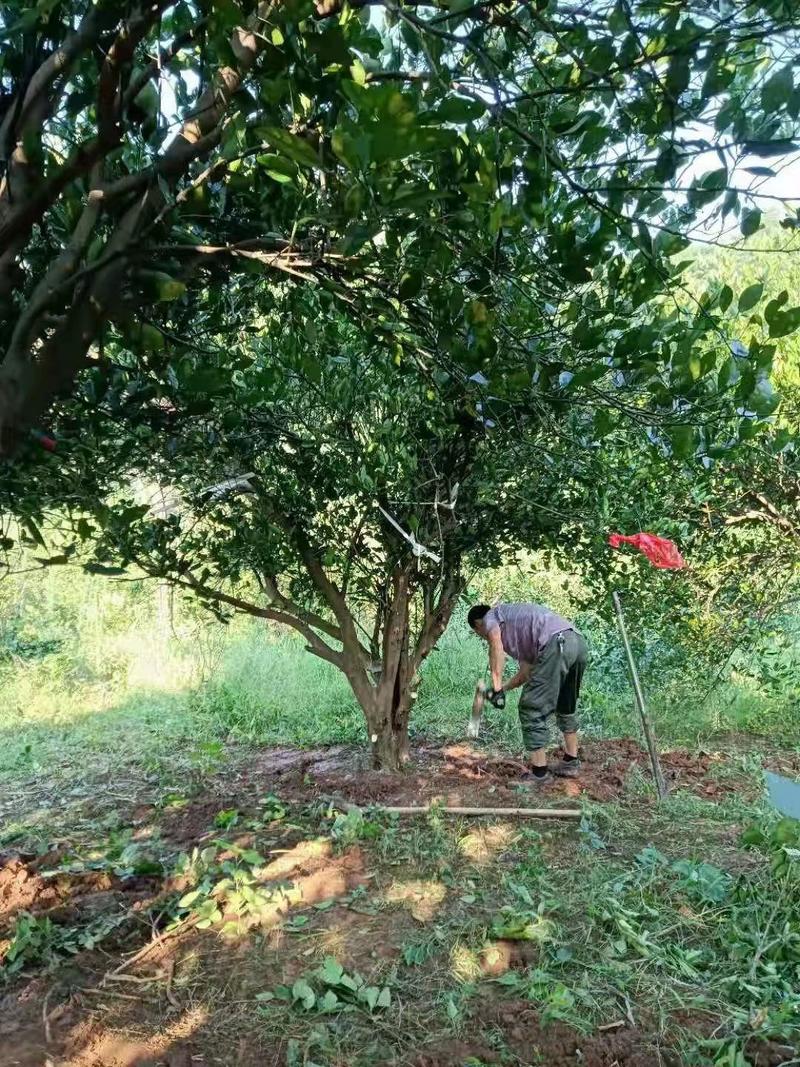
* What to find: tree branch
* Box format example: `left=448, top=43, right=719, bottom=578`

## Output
left=412, top=567, right=463, bottom=675
left=257, top=571, right=343, bottom=642
left=0, top=0, right=279, bottom=453
left=174, top=571, right=345, bottom=668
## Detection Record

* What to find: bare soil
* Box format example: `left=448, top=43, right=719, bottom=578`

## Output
left=0, top=850, right=159, bottom=930
left=200, top=737, right=744, bottom=817
left=412, top=998, right=671, bottom=1066
left=0, top=738, right=769, bottom=1067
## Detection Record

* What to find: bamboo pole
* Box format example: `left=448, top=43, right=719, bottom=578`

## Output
left=377, top=805, right=582, bottom=819
left=612, top=591, right=669, bottom=800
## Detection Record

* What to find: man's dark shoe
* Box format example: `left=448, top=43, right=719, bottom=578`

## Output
left=551, top=757, right=581, bottom=779
left=519, top=769, right=553, bottom=785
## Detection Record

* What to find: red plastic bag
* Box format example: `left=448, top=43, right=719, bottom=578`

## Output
left=608, top=532, right=686, bottom=570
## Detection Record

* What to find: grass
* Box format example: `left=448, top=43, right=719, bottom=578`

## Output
left=3, top=585, right=798, bottom=801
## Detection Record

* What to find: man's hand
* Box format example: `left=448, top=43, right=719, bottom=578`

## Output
left=486, top=687, right=506, bottom=709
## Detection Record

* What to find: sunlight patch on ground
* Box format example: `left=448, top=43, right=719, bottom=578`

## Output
left=457, top=822, right=517, bottom=864
left=69, top=1004, right=207, bottom=1067
left=385, top=879, right=446, bottom=922
left=449, top=942, right=483, bottom=983
left=258, top=838, right=331, bottom=880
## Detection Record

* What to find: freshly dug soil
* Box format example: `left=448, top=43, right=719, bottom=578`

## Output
left=250, top=738, right=742, bottom=810
left=411, top=998, right=675, bottom=1066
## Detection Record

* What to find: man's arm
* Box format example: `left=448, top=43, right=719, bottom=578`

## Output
left=487, top=627, right=506, bottom=691
left=503, top=662, right=532, bottom=692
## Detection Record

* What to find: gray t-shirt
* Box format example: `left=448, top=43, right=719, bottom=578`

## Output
left=484, top=602, right=576, bottom=664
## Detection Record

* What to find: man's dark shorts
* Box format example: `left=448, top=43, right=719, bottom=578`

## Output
left=517, top=630, right=587, bottom=751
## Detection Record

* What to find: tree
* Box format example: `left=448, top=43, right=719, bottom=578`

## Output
left=2, top=1, right=800, bottom=766
left=0, top=276, right=652, bottom=768
left=0, top=270, right=785, bottom=768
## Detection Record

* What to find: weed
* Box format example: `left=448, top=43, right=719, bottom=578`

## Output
left=213, top=808, right=240, bottom=830
left=401, top=932, right=442, bottom=967
left=262, top=957, right=392, bottom=1015
left=1, top=910, right=128, bottom=982
left=328, top=807, right=383, bottom=846
left=47, top=828, right=164, bottom=879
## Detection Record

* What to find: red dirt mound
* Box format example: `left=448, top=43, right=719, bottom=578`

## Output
left=0, top=850, right=162, bottom=978
left=0, top=854, right=61, bottom=921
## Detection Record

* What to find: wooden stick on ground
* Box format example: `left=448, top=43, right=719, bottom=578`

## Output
left=103, top=915, right=198, bottom=982
left=376, top=805, right=582, bottom=819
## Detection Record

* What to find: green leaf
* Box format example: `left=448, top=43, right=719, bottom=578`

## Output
left=376, top=986, right=391, bottom=1008
left=748, top=378, right=777, bottom=415
left=768, top=306, right=800, bottom=339
left=350, top=59, right=366, bottom=86
left=433, top=96, right=486, bottom=123
left=319, top=957, right=345, bottom=985
left=718, top=357, right=739, bottom=390
left=764, top=290, right=789, bottom=325
left=740, top=208, right=762, bottom=238
left=271, top=26, right=284, bottom=46
left=238, top=848, right=264, bottom=865
left=256, top=126, right=319, bottom=169
left=256, top=154, right=297, bottom=184
left=361, top=985, right=379, bottom=1010
left=398, top=270, right=423, bottom=301
left=688, top=167, right=727, bottom=208
left=319, top=990, right=339, bottom=1012
left=655, top=230, right=690, bottom=257
left=718, top=284, right=733, bottom=312
left=608, top=1, right=627, bottom=35
left=743, top=139, right=799, bottom=158
left=737, top=283, right=763, bottom=313
left=178, top=889, right=202, bottom=908
left=669, top=424, right=695, bottom=459
left=291, top=978, right=317, bottom=1010
left=761, top=65, right=794, bottom=112
left=740, top=825, right=766, bottom=848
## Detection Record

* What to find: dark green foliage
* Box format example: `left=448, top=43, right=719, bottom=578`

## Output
left=2, top=1, right=800, bottom=761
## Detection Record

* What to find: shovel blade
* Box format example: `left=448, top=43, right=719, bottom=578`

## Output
left=467, top=680, right=486, bottom=738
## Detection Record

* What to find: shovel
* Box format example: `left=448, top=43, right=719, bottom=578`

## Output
left=466, top=679, right=486, bottom=738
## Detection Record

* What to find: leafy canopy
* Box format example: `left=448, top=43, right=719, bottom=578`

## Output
left=2, top=0, right=800, bottom=762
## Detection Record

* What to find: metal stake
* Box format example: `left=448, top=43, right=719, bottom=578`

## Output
left=612, top=591, right=668, bottom=801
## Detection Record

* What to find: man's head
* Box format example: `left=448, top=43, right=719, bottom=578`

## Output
left=467, top=603, right=492, bottom=638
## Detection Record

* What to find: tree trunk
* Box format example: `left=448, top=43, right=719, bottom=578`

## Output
left=362, top=567, right=415, bottom=771
left=369, top=705, right=411, bottom=772
left=340, top=565, right=462, bottom=771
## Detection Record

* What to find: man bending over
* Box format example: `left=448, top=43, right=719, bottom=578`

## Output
left=468, top=602, right=588, bottom=784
